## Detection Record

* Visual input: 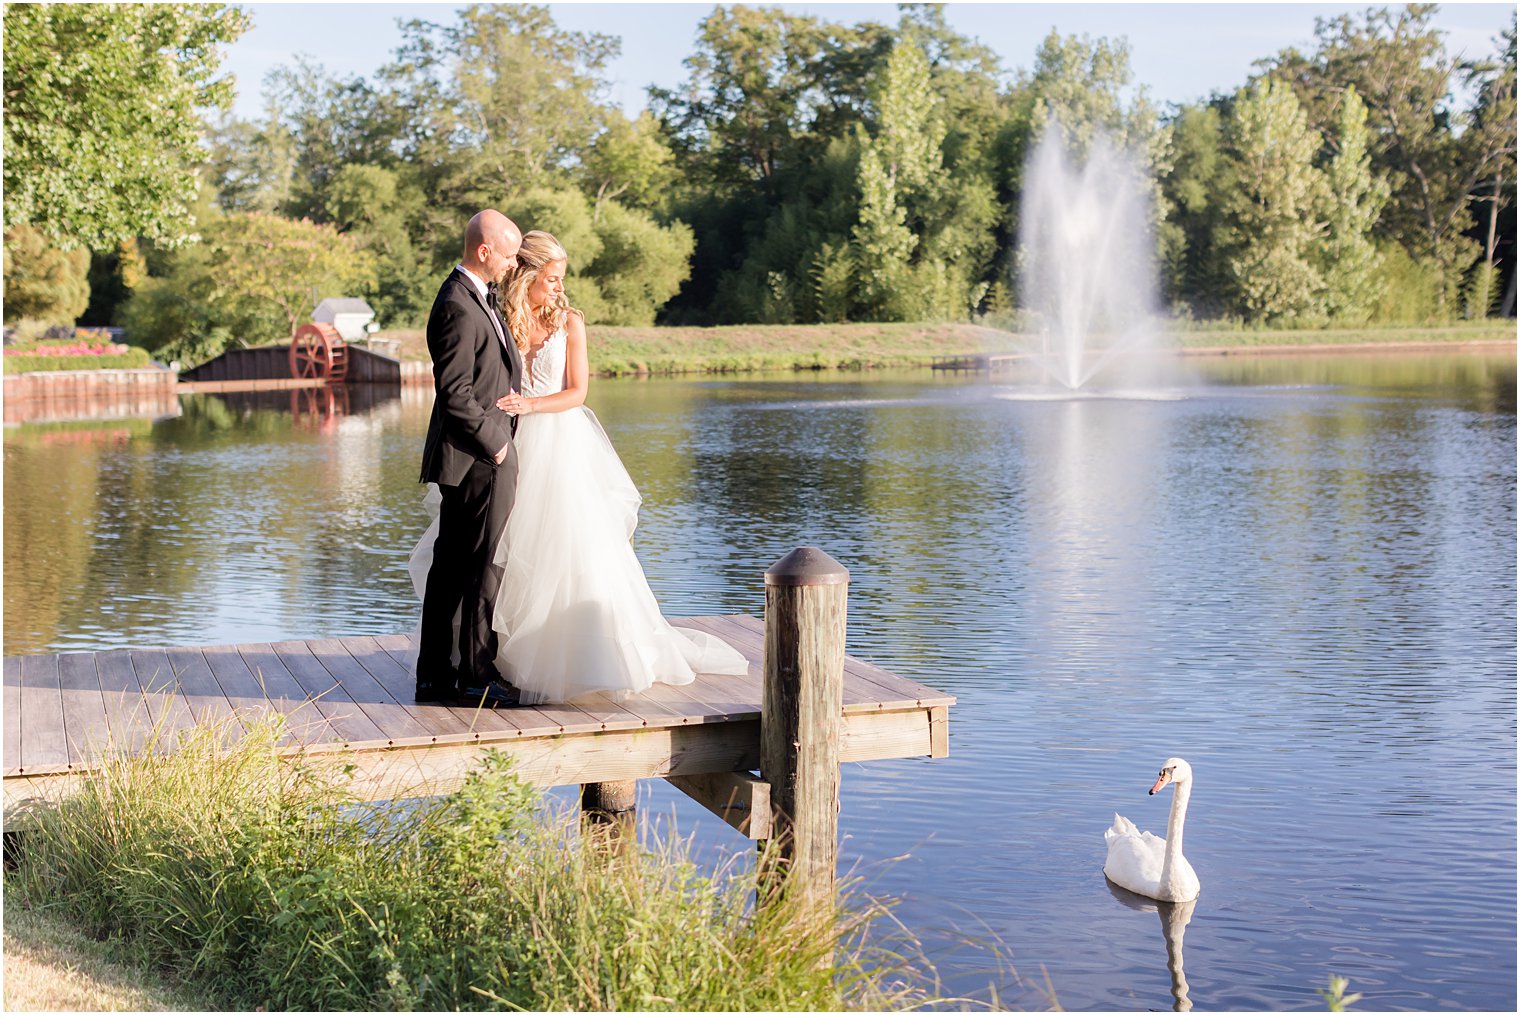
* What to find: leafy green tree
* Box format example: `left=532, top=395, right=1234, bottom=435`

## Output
left=650, top=6, right=837, bottom=192
left=851, top=136, right=917, bottom=321
left=391, top=4, right=619, bottom=209
left=869, top=35, right=944, bottom=196
left=119, top=243, right=243, bottom=365
left=325, top=165, right=434, bottom=327
left=850, top=39, right=939, bottom=321
left=705, top=136, right=862, bottom=323
left=858, top=35, right=1001, bottom=321
left=1023, top=30, right=1163, bottom=159
left=590, top=202, right=697, bottom=326
left=1318, top=86, right=1389, bottom=323
left=255, top=57, right=419, bottom=228
left=1159, top=101, right=1235, bottom=315
left=1466, top=15, right=1517, bottom=318
left=580, top=112, right=679, bottom=217
left=1221, top=79, right=1328, bottom=323
left=210, top=213, right=378, bottom=340
left=511, top=188, right=694, bottom=327
left=2, top=3, right=249, bottom=249
left=2, top=224, right=90, bottom=324
left=122, top=213, right=377, bottom=364
left=204, top=106, right=298, bottom=216
left=80, top=239, right=148, bottom=327
left=810, top=240, right=855, bottom=323
left=1263, top=5, right=1517, bottom=315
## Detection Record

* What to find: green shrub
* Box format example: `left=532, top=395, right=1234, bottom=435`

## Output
left=7, top=715, right=941, bottom=1011
left=1369, top=242, right=1447, bottom=324
left=3, top=223, right=90, bottom=324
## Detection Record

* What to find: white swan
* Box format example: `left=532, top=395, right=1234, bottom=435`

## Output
left=1104, top=757, right=1200, bottom=903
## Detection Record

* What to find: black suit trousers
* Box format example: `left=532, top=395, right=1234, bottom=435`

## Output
left=418, top=447, right=517, bottom=685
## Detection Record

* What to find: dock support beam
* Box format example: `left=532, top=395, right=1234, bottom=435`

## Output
left=759, top=546, right=848, bottom=906
left=581, top=779, right=637, bottom=851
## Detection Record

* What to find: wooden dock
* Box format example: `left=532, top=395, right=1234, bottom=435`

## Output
left=929, top=353, right=1024, bottom=371
left=3, top=614, right=952, bottom=831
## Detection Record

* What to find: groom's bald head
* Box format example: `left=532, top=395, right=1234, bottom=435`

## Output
left=462, top=209, right=522, bottom=284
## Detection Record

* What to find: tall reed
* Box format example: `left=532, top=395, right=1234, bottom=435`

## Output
left=6, top=713, right=943, bottom=1011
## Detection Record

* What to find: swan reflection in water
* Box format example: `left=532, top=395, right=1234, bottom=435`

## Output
left=1106, top=880, right=1197, bottom=1012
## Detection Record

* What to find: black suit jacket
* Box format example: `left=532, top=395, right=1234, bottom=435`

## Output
left=419, top=268, right=523, bottom=486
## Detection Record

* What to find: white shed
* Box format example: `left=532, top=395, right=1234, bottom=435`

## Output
left=312, top=298, right=376, bottom=341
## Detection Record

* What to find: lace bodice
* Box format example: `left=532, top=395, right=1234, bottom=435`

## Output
left=520, top=327, right=566, bottom=398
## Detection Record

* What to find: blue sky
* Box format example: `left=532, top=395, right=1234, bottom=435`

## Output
left=220, top=2, right=1515, bottom=120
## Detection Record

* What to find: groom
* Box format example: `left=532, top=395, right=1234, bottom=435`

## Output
left=416, top=209, right=524, bottom=707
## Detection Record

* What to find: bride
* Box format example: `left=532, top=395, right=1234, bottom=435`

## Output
left=410, top=230, right=749, bottom=704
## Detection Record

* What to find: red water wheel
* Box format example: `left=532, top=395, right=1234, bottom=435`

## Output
left=289, top=322, right=349, bottom=382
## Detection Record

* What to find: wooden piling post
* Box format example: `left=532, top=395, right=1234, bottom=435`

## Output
left=759, top=546, right=848, bottom=905
left=581, top=779, right=638, bottom=852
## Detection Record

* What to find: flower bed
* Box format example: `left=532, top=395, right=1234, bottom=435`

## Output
left=3, top=334, right=151, bottom=374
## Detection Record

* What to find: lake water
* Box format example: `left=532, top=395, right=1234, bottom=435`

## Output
left=4, top=350, right=1515, bottom=1011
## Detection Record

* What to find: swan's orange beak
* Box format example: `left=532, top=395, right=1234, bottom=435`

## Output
left=1149, top=770, right=1172, bottom=796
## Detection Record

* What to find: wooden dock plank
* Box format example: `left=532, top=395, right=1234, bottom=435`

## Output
left=654, top=618, right=780, bottom=724
left=509, top=700, right=615, bottom=737
left=94, top=650, right=158, bottom=755
left=19, top=653, right=68, bottom=774
left=670, top=617, right=769, bottom=712
left=698, top=613, right=888, bottom=708
left=126, top=648, right=200, bottom=743
left=201, top=642, right=319, bottom=750
left=4, top=657, right=21, bottom=772
left=725, top=614, right=955, bottom=709
left=267, top=641, right=387, bottom=747
left=337, top=635, right=483, bottom=743
left=162, top=647, right=244, bottom=732
left=200, top=644, right=275, bottom=707
left=372, top=632, right=630, bottom=739
left=601, top=681, right=716, bottom=727
left=552, top=691, right=654, bottom=734
left=370, top=634, right=527, bottom=739
left=305, top=637, right=444, bottom=748
left=57, top=652, right=111, bottom=770
left=233, top=643, right=312, bottom=709
left=237, top=643, right=374, bottom=748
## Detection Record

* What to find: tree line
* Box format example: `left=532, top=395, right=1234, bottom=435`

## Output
left=3, top=3, right=1514, bottom=365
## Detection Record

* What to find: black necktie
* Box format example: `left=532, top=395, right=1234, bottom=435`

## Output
left=486, top=285, right=499, bottom=312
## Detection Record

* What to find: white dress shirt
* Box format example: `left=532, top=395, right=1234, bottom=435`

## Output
left=454, top=264, right=508, bottom=349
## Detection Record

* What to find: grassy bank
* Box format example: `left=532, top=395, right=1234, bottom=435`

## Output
left=376, top=319, right=1513, bottom=375
left=2, top=905, right=215, bottom=1012
left=1173, top=320, right=1514, bottom=351
left=5, top=716, right=952, bottom=1012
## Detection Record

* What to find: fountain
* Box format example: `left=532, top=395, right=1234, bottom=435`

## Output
left=1017, top=122, right=1168, bottom=391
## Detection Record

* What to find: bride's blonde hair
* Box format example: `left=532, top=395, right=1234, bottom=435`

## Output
left=501, top=230, right=571, bottom=353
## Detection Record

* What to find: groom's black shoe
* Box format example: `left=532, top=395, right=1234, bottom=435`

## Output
left=456, top=677, right=520, bottom=708
left=415, top=664, right=461, bottom=704
left=414, top=681, right=457, bottom=704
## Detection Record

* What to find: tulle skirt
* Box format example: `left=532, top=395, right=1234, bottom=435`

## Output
left=408, top=405, right=749, bottom=704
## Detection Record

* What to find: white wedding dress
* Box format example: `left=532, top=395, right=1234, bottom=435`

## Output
left=408, top=325, right=749, bottom=704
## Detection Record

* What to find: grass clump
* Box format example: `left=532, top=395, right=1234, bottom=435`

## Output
left=5, top=716, right=938, bottom=1011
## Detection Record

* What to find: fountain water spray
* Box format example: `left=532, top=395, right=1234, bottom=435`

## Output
left=1018, top=123, right=1166, bottom=390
